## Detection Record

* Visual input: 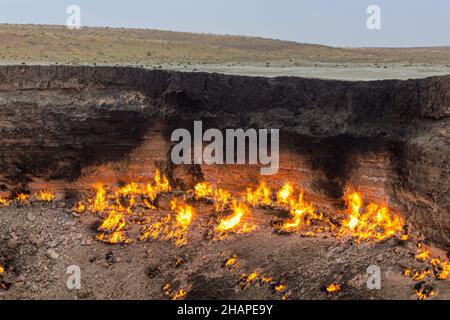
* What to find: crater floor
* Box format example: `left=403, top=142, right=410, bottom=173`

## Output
left=1, top=203, right=448, bottom=300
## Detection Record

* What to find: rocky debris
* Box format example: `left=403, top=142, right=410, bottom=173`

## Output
left=0, top=205, right=449, bottom=300
left=105, top=251, right=116, bottom=265
left=26, top=212, right=36, bottom=222
left=45, top=249, right=59, bottom=260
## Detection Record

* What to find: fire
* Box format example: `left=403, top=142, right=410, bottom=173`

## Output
left=171, top=198, right=194, bottom=227
left=0, top=265, right=4, bottom=275
left=154, top=169, right=171, bottom=193
left=144, top=169, right=171, bottom=205
left=245, top=181, right=271, bottom=207
left=15, top=193, right=30, bottom=205
left=140, top=198, right=194, bottom=246
left=194, top=181, right=213, bottom=199
left=96, top=231, right=132, bottom=244
left=162, top=283, right=187, bottom=300
left=276, top=182, right=293, bottom=206
left=274, top=284, right=285, bottom=292
left=82, top=169, right=171, bottom=216
left=239, top=271, right=260, bottom=289
left=36, top=190, right=55, bottom=202
left=326, top=283, right=341, bottom=293
left=430, top=259, right=450, bottom=280
left=415, top=282, right=435, bottom=300
left=216, top=201, right=250, bottom=233
left=90, top=184, right=108, bottom=213
left=339, top=189, right=404, bottom=241
left=99, top=210, right=126, bottom=231
left=96, top=209, right=132, bottom=244
left=73, top=202, right=86, bottom=213
left=280, top=190, right=316, bottom=231
left=415, top=242, right=429, bottom=262
left=224, top=255, right=238, bottom=268
left=212, top=188, right=231, bottom=212
left=402, top=242, right=449, bottom=300
left=68, top=174, right=406, bottom=246
left=193, top=181, right=231, bottom=212
left=0, top=196, right=11, bottom=206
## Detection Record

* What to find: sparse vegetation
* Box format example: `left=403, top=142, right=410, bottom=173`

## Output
left=1, top=24, right=450, bottom=67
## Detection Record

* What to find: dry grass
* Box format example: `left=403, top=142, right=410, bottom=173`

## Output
left=1, top=24, right=450, bottom=67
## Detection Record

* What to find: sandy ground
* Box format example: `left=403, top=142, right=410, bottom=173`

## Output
left=0, top=201, right=448, bottom=300
left=2, top=60, right=449, bottom=81
left=160, top=63, right=450, bottom=81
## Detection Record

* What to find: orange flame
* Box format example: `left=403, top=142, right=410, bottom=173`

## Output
left=36, top=190, right=56, bottom=202
left=212, top=188, right=231, bottom=212
left=216, top=201, right=248, bottom=233
left=276, top=182, right=293, bottom=206
left=326, top=283, right=341, bottom=293
left=339, top=189, right=403, bottom=241
left=0, top=196, right=11, bottom=206
left=90, top=184, right=108, bottom=213
left=15, top=193, right=30, bottom=205
left=194, top=181, right=213, bottom=199
left=280, top=190, right=315, bottom=231
left=246, top=181, right=271, bottom=207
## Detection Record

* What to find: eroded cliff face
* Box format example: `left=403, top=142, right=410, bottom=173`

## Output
left=0, top=66, right=448, bottom=248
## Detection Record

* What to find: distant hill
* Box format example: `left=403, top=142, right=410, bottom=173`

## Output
left=1, top=24, right=450, bottom=67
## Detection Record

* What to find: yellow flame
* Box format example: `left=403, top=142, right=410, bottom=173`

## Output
left=154, top=169, right=171, bottom=193
left=276, top=182, right=293, bottom=206
left=99, top=210, right=126, bottom=231
left=339, top=190, right=403, bottom=241
left=275, top=284, right=285, bottom=292
left=194, top=181, right=213, bottom=199
left=140, top=199, right=194, bottom=247
left=225, top=255, right=237, bottom=268
left=90, top=184, right=108, bottom=213
left=326, top=283, right=341, bottom=293
left=96, top=231, right=132, bottom=244
left=431, top=259, right=450, bottom=280
left=280, top=190, right=316, bottom=231
left=415, top=243, right=430, bottom=262
left=171, top=198, right=194, bottom=227
left=216, top=201, right=247, bottom=232
left=213, top=188, right=231, bottom=212
left=73, top=202, right=86, bottom=213
left=0, top=196, right=11, bottom=206
left=15, top=193, right=30, bottom=204
left=246, top=181, right=271, bottom=207
left=415, top=284, right=435, bottom=300
left=36, top=190, right=56, bottom=202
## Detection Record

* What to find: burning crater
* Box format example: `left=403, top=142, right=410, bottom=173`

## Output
left=0, top=65, right=449, bottom=300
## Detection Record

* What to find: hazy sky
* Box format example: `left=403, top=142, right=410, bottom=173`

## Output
left=1, top=0, right=449, bottom=47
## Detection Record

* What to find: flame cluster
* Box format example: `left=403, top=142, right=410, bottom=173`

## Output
left=338, top=190, right=404, bottom=242
left=0, top=190, right=56, bottom=206
left=399, top=240, right=450, bottom=300
left=216, top=200, right=256, bottom=235
left=194, top=181, right=231, bottom=212
left=223, top=254, right=289, bottom=299
left=162, top=283, right=187, bottom=300
left=139, top=198, right=195, bottom=246
left=402, top=242, right=449, bottom=300
left=78, top=178, right=404, bottom=244
left=326, top=283, right=342, bottom=293
left=77, top=169, right=175, bottom=244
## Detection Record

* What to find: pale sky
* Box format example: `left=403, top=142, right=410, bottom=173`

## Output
left=1, top=0, right=449, bottom=47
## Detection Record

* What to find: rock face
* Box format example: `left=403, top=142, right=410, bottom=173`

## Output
left=0, top=66, right=448, bottom=248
